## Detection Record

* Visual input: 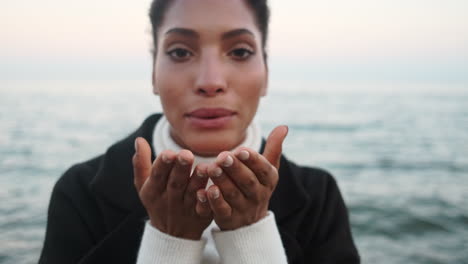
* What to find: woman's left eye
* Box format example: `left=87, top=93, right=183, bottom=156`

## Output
left=229, top=48, right=254, bottom=60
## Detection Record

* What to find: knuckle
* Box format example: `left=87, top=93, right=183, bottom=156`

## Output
left=223, top=189, right=240, bottom=201
left=250, top=151, right=261, bottom=164
left=240, top=177, right=257, bottom=191
left=258, top=166, right=270, bottom=180
left=168, top=180, right=185, bottom=190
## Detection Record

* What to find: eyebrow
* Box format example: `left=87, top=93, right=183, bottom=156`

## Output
left=221, top=29, right=254, bottom=40
left=164, top=28, right=254, bottom=40
left=165, top=28, right=199, bottom=38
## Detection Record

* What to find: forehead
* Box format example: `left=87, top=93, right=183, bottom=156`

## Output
left=159, top=0, right=260, bottom=38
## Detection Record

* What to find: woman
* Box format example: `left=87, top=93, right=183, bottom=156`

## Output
left=39, top=0, right=359, bottom=263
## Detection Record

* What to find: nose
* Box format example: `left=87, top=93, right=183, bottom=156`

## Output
left=195, top=56, right=227, bottom=97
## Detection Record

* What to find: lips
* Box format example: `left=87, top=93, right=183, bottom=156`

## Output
left=187, top=108, right=236, bottom=118
left=186, top=108, right=236, bottom=129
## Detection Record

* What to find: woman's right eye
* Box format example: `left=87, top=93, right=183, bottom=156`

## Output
left=166, top=48, right=192, bottom=61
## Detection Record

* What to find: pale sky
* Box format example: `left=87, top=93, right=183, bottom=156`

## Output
left=2, top=0, right=468, bottom=85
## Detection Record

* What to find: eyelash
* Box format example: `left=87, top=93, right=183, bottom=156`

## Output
left=166, top=48, right=193, bottom=62
left=229, top=48, right=254, bottom=60
left=165, top=47, right=255, bottom=62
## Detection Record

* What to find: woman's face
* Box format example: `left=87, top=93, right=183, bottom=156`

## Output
left=153, top=0, right=267, bottom=156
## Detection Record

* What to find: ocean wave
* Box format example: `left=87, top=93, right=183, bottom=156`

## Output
left=329, top=160, right=468, bottom=172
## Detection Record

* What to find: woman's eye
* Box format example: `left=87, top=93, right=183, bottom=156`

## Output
left=166, top=48, right=192, bottom=61
left=229, top=48, right=254, bottom=60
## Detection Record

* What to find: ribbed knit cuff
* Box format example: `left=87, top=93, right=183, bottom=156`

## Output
left=212, top=212, right=288, bottom=264
left=136, top=221, right=206, bottom=264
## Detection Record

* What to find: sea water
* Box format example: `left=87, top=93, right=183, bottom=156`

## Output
left=1, top=80, right=467, bottom=263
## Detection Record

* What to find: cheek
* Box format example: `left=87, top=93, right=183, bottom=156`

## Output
left=155, top=71, right=180, bottom=115
left=155, top=61, right=186, bottom=102
left=239, top=65, right=267, bottom=100
left=234, top=66, right=266, bottom=122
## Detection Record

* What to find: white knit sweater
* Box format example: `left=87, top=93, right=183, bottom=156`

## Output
left=136, top=116, right=288, bottom=264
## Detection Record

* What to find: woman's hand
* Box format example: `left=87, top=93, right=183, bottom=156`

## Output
left=197, top=126, right=288, bottom=230
left=132, top=138, right=213, bottom=240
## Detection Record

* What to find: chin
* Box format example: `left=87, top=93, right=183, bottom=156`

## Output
left=184, top=131, right=244, bottom=157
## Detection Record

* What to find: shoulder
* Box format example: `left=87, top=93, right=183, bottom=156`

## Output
left=283, top=158, right=341, bottom=198
left=53, top=113, right=162, bottom=199
left=273, top=156, right=346, bottom=224
left=52, top=155, right=103, bottom=201
left=279, top=158, right=347, bottom=223
left=273, top=158, right=360, bottom=262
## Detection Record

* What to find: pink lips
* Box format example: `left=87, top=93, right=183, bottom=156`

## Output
left=186, top=108, right=236, bottom=129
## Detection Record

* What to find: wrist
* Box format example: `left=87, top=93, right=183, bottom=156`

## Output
left=218, top=211, right=269, bottom=231
left=149, top=220, right=203, bottom=240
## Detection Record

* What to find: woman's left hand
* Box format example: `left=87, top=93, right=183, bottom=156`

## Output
left=196, top=126, right=288, bottom=230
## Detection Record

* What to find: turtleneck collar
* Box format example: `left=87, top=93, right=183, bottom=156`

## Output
left=152, top=115, right=262, bottom=169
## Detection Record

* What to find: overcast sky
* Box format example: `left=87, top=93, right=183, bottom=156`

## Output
left=2, top=0, right=468, bottom=85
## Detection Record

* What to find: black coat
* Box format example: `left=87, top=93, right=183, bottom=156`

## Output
left=39, top=114, right=359, bottom=264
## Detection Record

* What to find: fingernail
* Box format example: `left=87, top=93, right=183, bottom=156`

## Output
left=222, top=155, right=233, bottom=167
left=197, top=170, right=206, bottom=178
left=238, top=150, right=250, bottom=161
left=197, top=192, right=207, bottom=203
left=212, top=167, right=223, bottom=178
left=178, top=155, right=189, bottom=166
left=162, top=154, right=172, bottom=164
left=210, top=188, right=220, bottom=199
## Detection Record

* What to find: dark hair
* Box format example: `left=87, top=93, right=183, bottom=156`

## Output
left=149, top=0, right=270, bottom=60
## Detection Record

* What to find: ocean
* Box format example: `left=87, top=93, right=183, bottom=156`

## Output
left=1, top=80, right=467, bottom=263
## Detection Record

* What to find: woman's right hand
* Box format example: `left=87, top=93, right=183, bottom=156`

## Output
left=132, top=137, right=213, bottom=240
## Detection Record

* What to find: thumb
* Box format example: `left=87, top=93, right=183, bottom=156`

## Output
left=132, top=137, right=152, bottom=192
left=262, top=125, right=288, bottom=169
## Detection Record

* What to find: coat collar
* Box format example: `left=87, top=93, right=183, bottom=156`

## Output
left=89, top=113, right=308, bottom=222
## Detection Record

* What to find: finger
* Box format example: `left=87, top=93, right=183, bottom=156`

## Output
left=216, top=151, right=260, bottom=199
left=208, top=163, right=245, bottom=208
left=207, top=185, right=232, bottom=220
left=262, top=125, right=288, bottom=169
left=149, top=149, right=177, bottom=194
left=234, top=147, right=278, bottom=188
left=195, top=189, right=212, bottom=218
left=184, top=163, right=209, bottom=207
left=132, top=137, right=152, bottom=192
left=167, top=150, right=193, bottom=202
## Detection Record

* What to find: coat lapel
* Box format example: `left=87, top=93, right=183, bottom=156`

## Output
left=89, top=114, right=161, bottom=217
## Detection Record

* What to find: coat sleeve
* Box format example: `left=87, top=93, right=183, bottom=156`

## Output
left=302, top=171, right=360, bottom=264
